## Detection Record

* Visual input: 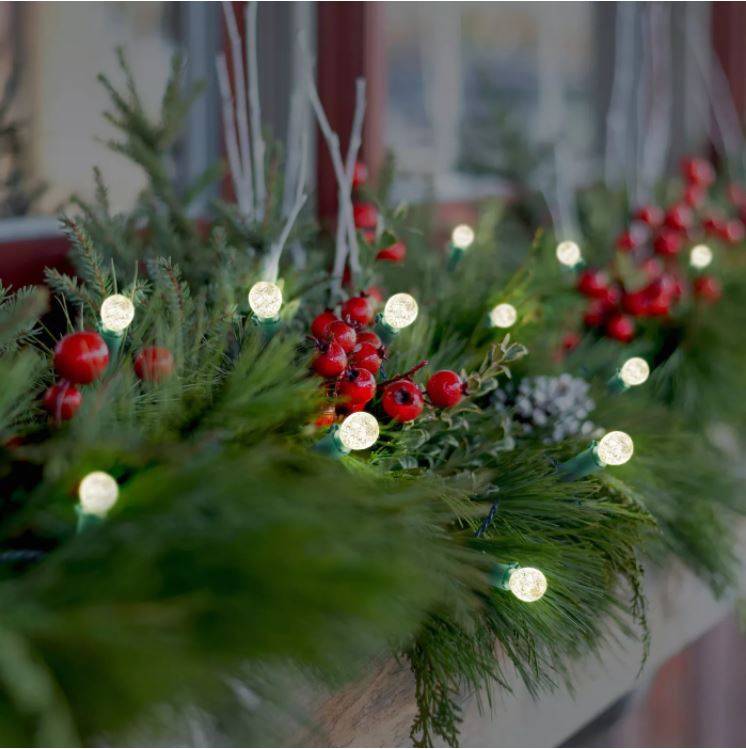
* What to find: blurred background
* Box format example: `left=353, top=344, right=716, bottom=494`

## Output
left=1, top=2, right=746, bottom=746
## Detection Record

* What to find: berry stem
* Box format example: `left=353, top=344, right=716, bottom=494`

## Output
left=379, top=360, right=428, bottom=387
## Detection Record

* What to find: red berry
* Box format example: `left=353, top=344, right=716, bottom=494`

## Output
left=682, top=157, right=715, bottom=187
left=616, top=231, right=638, bottom=252
left=353, top=202, right=378, bottom=230
left=376, top=241, right=407, bottom=263
left=684, top=183, right=706, bottom=208
left=362, top=228, right=376, bottom=243
left=325, top=320, right=357, bottom=352
left=634, top=205, right=664, bottom=227
left=664, top=204, right=693, bottom=232
left=53, top=331, right=109, bottom=384
left=583, top=299, right=610, bottom=328
left=721, top=219, right=745, bottom=244
left=605, top=313, right=635, bottom=343
left=338, top=367, right=377, bottom=407
left=42, top=382, right=82, bottom=422
left=311, top=309, right=338, bottom=339
left=312, top=341, right=348, bottom=378
left=356, top=330, right=383, bottom=348
left=426, top=370, right=464, bottom=409
left=654, top=229, right=683, bottom=256
left=645, top=291, right=672, bottom=317
left=622, top=290, right=648, bottom=316
left=382, top=379, right=424, bottom=422
left=315, top=406, right=336, bottom=428
left=693, top=275, right=722, bottom=302
left=341, top=295, right=375, bottom=327
left=561, top=332, right=581, bottom=352
left=134, top=346, right=174, bottom=382
left=577, top=268, right=610, bottom=298
left=599, top=284, right=622, bottom=307
left=640, top=257, right=664, bottom=279
left=365, top=286, right=385, bottom=305
left=349, top=342, right=383, bottom=374
left=702, top=213, right=725, bottom=236
left=352, top=161, right=368, bottom=190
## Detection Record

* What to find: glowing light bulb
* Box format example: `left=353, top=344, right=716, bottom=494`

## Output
left=690, top=244, right=713, bottom=270
left=489, top=303, right=517, bottom=329
left=78, top=471, right=119, bottom=517
left=338, top=412, right=379, bottom=451
left=596, top=431, right=634, bottom=466
left=451, top=224, right=475, bottom=250
left=382, top=293, right=418, bottom=330
left=248, top=281, right=283, bottom=320
left=619, top=357, right=650, bottom=387
left=556, top=240, right=582, bottom=268
left=508, top=567, right=547, bottom=603
left=100, top=294, right=135, bottom=333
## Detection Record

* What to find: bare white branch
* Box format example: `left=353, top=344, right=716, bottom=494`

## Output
left=343, top=78, right=367, bottom=276
left=216, top=54, right=251, bottom=214
left=247, top=1, right=267, bottom=217
left=222, top=1, right=254, bottom=214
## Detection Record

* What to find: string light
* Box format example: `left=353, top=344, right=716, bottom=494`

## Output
left=690, top=244, right=713, bottom=270
left=100, top=294, right=135, bottom=333
left=248, top=281, right=283, bottom=320
left=488, top=303, right=517, bottom=329
left=78, top=471, right=119, bottom=518
left=375, top=293, right=419, bottom=343
left=451, top=224, right=475, bottom=250
left=609, top=356, right=650, bottom=392
left=557, top=429, right=634, bottom=480
left=492, top=562, right=548, bottom=603
left=314, top=412, right=380, bottom=457
left=555, top=240, right=583, bottom=268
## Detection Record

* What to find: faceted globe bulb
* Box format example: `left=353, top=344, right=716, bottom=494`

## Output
left=248, top=281, right=283, bottom=320
left=619, top=357, right=650, bottom=387
left=100, top=294, right=135, bottom=333
left=383, top=293, right=418, bottom=330
left=78, top=471, right=119, bottom=517
left=489, top=303, right=517, bottom=329
left=451, top=224, right=475, bottom=250
left=597, top=430, right=634, bottom=466
left=556, top=240, right=582, bottom=267
left=690, top=244, right=713, bottom=270
left=508, top=567, right=547, bottom=602
left=338, top=412, right=379, bottom=451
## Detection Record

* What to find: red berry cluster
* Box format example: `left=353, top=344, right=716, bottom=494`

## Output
left=309, top=294, right=465, bottom=424
left=575, top=156, right=734, bottom=343
left=43, top=331, right=174, bottom=423
left=351, top=161, right=407, bottom=263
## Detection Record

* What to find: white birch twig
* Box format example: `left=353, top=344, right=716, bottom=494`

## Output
left=216, top=54, right=251, bottom=214
left=342, top=78, right=367, bottom=276
left=264, top=134, right=308, bottom=283
left=247, top=1, right=266, bottom=217
left=222, top=1, right=254, bottom=214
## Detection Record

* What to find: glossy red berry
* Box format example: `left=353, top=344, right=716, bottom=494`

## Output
left=634, top=205, right=664, bottom=227
left=682, top=157, right=715, bottom=187
left=616, top=231, right=638, bottom=252
left=311, top=309, right=338, bottom=339
left=349, top=342, right=383, bottom=375
left=325, top=320, right=357, bottom=353
left=654, top=230, right=683, bottom=256
left=341, top=295, right=375, bottom=327
left=356, top=330, right=383, bottom=348
left=599, top=284, right=622, bottom=307
left=702, top=214, right=725, bottom=236
left=312, top=341, right=348, bottom=378
left=605, top=313, right=635, bottom=343
left=426, top=370, right=464, bottom=409
left=315, top=406, right=336, bottom=428
left=561, top=332, right=581, bottom=352
left=364, top=286, right=385, bottom=305
left=352, top=161, right=368, bottom=190
left=720, top=219, right=745, bottom=244
left=382, top=379, right=424, bottom=422
left=693, top=275, right=722, bottom=302
left=645, top=291, right=672, bottom=317
left=338, top=367, right=377, bottom=407
left=353, top=202, right=378, bottom=230
left=583, top=299, right=610, bottom=328
left=376, top=241, right=407, bottom=263
left=53, top=331, right=109, bottom=384
left=576, top=268, right=610, bottom=298
left=134, top=347, right=174, bottom=382
left=640, top=257, right=664, bottom=279
left=664, top=204, right=693, bottom=232
left=42, top=382, right=82, bottom=422
left=622, top=290, right=648, bottom=316
left=684, top=183, right=706, bottom=209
